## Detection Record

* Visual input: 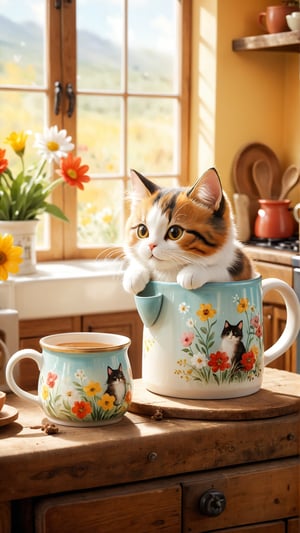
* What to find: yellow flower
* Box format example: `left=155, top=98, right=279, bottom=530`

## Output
left=250, top=344, right=259, bottom=358
left=97, top=393, right=115, bottom=411
left=83, top=380, right=102, bottom=397
left=0, top=233, right=23, bottom=280
left=4, top=131, right=28, bottom=155
left=42, top=384, right=49, bottom=400
left=196, top=303, right=216, bottom=321
left=237, top=297, right=249, bottom=313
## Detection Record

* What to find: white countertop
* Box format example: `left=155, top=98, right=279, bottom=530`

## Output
left=0, top=260, right=136, bottom=319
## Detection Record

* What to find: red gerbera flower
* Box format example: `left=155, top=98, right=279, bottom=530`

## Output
left=241, top=351, right=256, bottom=371
left=71, top=400, right=92, bottom=419
left=208, top=351, right=231, bottom=372
left=0, top=148, right=8, bottom=174
left=57, top=152, right=90, bottom=190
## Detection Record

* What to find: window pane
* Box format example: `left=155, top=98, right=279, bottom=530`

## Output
left=0, top=92, right=45, bottom=170
left=0, top=1, right=46, bottom=86
left=77, top=0, right=123, bottom=91
left=77, top=95, right=122, bottom=175
left=128, top=0, right=178, bottom=93
left=128, top=97, right=178, bottom=173
left=77, top=179, right=124, bottom=246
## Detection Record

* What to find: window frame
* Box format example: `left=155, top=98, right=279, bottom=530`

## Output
left=1, top=0, right=191, bottom=262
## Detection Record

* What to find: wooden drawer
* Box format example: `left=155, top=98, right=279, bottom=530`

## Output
left=35, top=480, right=181, bottom=533
left=182, top=458, right=300, bottom=532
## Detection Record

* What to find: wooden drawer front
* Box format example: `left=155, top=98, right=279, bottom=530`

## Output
left=35, top=482, right=181, bottom=533
left=182, top=458, right=299, bottom=532
left=0, top=502, right=10, bottom=533
left=215, top=521, right=285, bottom=532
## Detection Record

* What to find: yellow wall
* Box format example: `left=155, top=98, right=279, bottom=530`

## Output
left=190, top=0, right=300, bottom=207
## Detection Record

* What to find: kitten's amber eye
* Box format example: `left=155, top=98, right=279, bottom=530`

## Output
left=167, top=225, right=183, bottom=240
left=137, top=224, right=149, bottom=239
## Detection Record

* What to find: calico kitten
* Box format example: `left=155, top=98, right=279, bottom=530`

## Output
left=105, top=363, right=126, bottom=405
left=220, top=320, right=246, bottom=367
left=123, top=168, right=255, bottom=294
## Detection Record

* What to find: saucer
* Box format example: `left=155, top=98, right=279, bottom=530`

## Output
left=0, top=405, right=18, bottom=427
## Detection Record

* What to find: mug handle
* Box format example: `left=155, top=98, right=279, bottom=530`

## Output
left=263, top=278, right=300, bottom=366
left=5, top=349, right=42, bottom=403
left=258, top=12, right=267, bottom=31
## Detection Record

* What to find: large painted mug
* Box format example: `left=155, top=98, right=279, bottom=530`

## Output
left=135, top=276, right=300, bottom=399
left=6, top=332, right=133, bottom=426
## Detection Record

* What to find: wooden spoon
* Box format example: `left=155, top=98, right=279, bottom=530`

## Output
left=252, top=159, right=273, bottom=199
left=278, top=165, right=299, bottom=200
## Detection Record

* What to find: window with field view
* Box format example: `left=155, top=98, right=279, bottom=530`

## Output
left=0, top=0, right=190, bottom=260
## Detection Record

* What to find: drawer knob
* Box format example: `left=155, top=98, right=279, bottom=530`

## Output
left=199, top=489, right=226, bottom=516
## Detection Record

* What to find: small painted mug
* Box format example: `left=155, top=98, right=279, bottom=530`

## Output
left=135, top=276, right=300, bottom=399
left=6, top=332, right=133, bottom=426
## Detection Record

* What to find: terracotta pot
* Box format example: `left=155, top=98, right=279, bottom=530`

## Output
left=258, top=5, right=299, bottom=33
left=254, top=199, right=294, bottom=239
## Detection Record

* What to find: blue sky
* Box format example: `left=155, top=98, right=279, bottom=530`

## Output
left=0, top=0, right=176, bottom=52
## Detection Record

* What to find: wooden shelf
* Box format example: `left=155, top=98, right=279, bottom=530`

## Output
left=232, top=30, right=300, bottom=52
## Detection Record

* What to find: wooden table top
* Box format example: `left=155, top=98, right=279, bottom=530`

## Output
left=0, top=368, right=299, bottom=502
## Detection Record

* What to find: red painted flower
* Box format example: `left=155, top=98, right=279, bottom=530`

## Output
left=46, top=371, right=58, bottom=388
left=180, top=331, right=195, bottom=347
left=241, top=351, right=256, bottom=371
left=255, top=325, right=263, bottom=338
left=57, top=152, right=90, bottom=190
left=71, top=400, right=92, bottom=419
left=0, top=148, right=8, bottom=174
left=208, top=351, right=230, bottom=372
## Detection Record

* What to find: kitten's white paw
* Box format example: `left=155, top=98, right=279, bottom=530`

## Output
left=177, top=269, right=205, bottom=290
left=123, top=268, right=150, bottom=294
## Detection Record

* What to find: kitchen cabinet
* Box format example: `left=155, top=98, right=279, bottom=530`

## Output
left=18, top=310, right=143, bottom=390
left=31, top=459, right=300, bottom=533
left=2, top=369, right=300, bottom=533
left=249, top=256, right=297, bottom=372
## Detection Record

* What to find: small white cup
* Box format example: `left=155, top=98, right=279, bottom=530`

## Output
left=286, top=13, right=300, bottom=30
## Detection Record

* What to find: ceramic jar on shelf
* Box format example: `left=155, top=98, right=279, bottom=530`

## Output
left=254, top=199, right=294, bottom=239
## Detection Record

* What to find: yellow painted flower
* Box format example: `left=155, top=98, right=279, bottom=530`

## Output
left=250, top=344, right=259, bottom=358
left=4, top=131, right=28, bottom=155
left=83, top=380, right=101, bottom=397
left=237, top=297, right=249, bottom=313
left=42, top=384, right=49, bottom=400
left=97, top=393, right=115, bottom=411
left=196, top=303, right=216, bottom=321
left=0, top=233, right=23, bottom=280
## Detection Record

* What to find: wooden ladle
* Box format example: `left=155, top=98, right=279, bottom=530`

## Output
left=252, top=159, right=273, bottom=199
left=278, top=165, right=299, bottom=200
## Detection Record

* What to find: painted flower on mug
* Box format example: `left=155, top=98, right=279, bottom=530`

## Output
left=40, top=367, right=131, bottom=423
left=175, top=295, right=263, bottom=386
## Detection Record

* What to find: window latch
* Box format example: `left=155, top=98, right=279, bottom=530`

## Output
left=54, top=81, right=63, bottom=115
left=66, top=83, right=75, bottom=118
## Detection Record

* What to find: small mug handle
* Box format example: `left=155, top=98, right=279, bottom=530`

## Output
left=5, top=349, right=43, bottom=403
left=262, top=278, right=300, bottom=366
left=258, top=12, right=267, bottom=31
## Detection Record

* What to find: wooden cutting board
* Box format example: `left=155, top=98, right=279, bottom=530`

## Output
left=129, top=368, right=300, bottom=421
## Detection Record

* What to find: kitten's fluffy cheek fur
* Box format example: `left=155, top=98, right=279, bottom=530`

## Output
left=122, top=265, right=150, bottom=294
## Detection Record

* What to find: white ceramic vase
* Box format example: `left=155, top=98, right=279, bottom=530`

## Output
left=0, top=220, right=38, bottom=275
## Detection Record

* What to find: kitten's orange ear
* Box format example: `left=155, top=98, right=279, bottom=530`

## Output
left=188, top=168, right=223, bottom=210
left=129, top=169, right=159, bottom=201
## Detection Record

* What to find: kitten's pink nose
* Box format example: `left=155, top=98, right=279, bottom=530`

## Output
left=149, top=243, right=157, bottom=251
